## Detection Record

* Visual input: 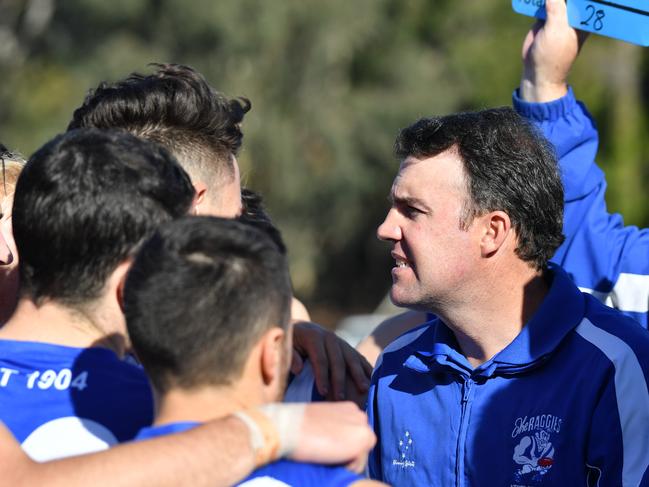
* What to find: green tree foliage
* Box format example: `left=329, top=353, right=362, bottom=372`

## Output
left=1, top=0, right=647, bottom=323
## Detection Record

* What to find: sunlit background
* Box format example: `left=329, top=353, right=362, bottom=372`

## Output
left=1, top=0, right=647, bottom=331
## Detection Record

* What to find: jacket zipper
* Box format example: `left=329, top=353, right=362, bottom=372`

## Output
left=455, top=377, right=474, bottom=487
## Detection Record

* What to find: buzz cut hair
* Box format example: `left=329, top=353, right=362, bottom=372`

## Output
left=123, top=216, right=292, bottom=393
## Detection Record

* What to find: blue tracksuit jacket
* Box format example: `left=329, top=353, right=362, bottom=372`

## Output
left=514, top=88, right=649, bottom=328
left=368, top=266, right=649, bottom=486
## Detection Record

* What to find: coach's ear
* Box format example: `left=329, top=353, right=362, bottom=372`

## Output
left=479, top=210, right=512, bottom=258
left=114, top=259, right=133, bottom=313
left=192, top=181, right=208, bottom=215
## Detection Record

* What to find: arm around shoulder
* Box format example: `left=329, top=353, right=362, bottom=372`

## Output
left=0, top=415, right=255, bottom=487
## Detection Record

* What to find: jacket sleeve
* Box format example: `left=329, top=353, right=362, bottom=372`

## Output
left=513, top=88, right=649, bottom=327
left=584, top=354, right=649, bottom=486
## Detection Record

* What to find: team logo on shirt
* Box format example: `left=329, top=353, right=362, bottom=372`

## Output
left=391, top=430, right=415, bottom=469
left=510, top=414, right=562, bottom=486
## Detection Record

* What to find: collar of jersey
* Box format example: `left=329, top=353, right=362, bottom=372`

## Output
left=137, top=421, right=201, bottom=440
left=403, top=264, right=585, bottom=379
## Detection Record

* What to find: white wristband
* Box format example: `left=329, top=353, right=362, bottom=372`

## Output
left=259, top=403, right=305, bottom=458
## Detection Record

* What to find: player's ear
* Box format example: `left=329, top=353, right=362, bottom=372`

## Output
left=260, top=327, right=286, bottom=386
left=191, top=181, right=208, bottom=215
left=479, top=210, right=512, bottom=257
left=114, top=259, right=133, bottom=313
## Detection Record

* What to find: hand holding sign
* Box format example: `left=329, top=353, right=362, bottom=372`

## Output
left=513, top=0, right=649, bottom=46
left=520, top=0, right=586, bottom=102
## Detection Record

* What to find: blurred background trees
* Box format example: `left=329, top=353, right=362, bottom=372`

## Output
left=1, top=0, right=648, bottom=326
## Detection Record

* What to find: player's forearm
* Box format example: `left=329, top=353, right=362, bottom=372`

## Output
left=10, top=415, right=254, bottom=487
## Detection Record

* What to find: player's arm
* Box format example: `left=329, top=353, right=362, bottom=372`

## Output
left=515, top=0, right=649, bottom=324
left=356, top=310, right=428, bottom=367
left=0, top=415, right=254, bottom=487
left=519, top=0, right=588, bottom=103
left=0, top=402, right=375, bottom=487
left=515, top=0, right=599, bottom=219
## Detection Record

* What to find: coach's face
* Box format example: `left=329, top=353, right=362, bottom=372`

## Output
left=377, top=149, right=482, bottom=311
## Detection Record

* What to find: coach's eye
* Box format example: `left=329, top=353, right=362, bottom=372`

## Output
left=403, top=206, right=422, bottom=218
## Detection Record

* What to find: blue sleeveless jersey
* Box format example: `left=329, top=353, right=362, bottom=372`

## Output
left=0, top=339, right=153, bottom=460
left=135, top=422, right=363, bottom=486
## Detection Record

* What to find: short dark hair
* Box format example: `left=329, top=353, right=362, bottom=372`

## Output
left=123, top=216, right=292, bottom=393
left=67, top=63, right=250, bottom=187
left=13, top=128, right=195, bottom=306
left=394, top=107, right=564, bottom=270
left=239, top=188, right=286, bottom=254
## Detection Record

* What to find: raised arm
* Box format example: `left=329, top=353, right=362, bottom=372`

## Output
left=514, top=0, right=598, bottom=207
left=513, top=0, right=649, bottom=328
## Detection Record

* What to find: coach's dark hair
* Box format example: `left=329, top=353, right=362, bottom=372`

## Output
left=67, top=63, right=250, bottom=186
left=13, top=128, right=195, bottom=306
left=395, top=107, right=564, bottom=270
left=123, top=216, right=292, bottom=393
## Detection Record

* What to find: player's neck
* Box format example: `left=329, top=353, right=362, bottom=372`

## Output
left=0, top=296, right=128, bottom=357
left=436, top=258, right=549, bottom=369
left=154, top=382, right=266, bottom=426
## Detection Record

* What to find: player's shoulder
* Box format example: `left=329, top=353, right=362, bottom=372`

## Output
left=0, top=338, right=83, bottom=357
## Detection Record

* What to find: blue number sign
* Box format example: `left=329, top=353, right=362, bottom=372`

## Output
left=512, top=0, right=649, bottom=46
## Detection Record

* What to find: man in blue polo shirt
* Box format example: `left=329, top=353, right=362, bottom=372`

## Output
left=123, top=216, right=383, bottom=487
left=368, top=105, right=649, bottom=485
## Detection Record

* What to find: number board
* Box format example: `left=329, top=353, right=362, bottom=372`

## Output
left=512, top=0, right=649, bottom=46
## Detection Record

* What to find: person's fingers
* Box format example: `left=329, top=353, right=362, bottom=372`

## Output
left=307, top=337, right=330, bottom=397
left=290, top=349, right=304, bottom=375
left=544, top=0, right=568, bottom=28
left=522, top=20, right=544, bottom=60
left=361, top=353, right=373, bottom=379
left=341, top=342, right=372, bottom=393
left=324, top=333, right=347, bottom=400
